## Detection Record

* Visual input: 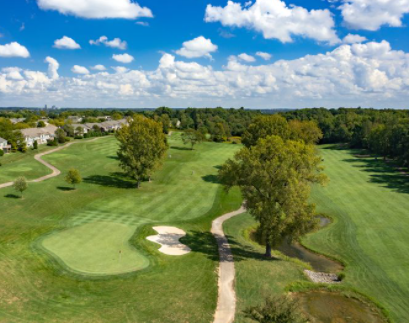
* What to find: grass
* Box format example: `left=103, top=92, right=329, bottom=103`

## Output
left=223, top=144, right=409, bottom=322
left=0, top=145, right=54, bottom=184
left=0, top=133, right=242, bottom=322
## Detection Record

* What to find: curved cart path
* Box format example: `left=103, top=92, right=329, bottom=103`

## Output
left=0, top=137, right=102, bottom=189
left=212, top=205, right=246, bottom=323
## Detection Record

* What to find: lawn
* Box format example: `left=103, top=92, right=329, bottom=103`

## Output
left=0, top=133, right=242, bottom=322
left=224, top=145, right=409, bottom=323
left=0, top=144, right=53, bottom=184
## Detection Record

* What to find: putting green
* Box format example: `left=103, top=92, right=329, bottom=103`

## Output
left=41, top=222, right=149, bottom=275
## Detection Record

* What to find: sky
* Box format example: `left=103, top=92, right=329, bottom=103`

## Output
left=0, top=0, right=409, bottom=109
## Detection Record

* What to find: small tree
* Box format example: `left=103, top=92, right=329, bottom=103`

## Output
left=56, top=128, right=67, bottom=144
left=245, top=296, right=309, bottom=323
left=37, top=121, right=46, bottom=128
left=65, top=168, right=82, bottom=189
left=33, top=140, right=38, bottom=150
left=14, top=176, right=28, bottom=198
left=182, top=129, right=203, bottom=150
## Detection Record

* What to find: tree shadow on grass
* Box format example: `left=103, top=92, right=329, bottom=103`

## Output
left=202, top=174, right=220, bottom=184
left=170, top=146, right=192, bottom=151
left=84, top=174, right=135, bottom=189
left=181, top=230, right=278, bottom=263
left=57, top=186, right=75, bottom=191
left=342, top=156, right=409, bottom=194
left=107, top=155, right=119, bottom=160
left=4, top=194, right=20, bottom=199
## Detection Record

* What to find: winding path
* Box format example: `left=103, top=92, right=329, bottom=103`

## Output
left=0, top=138, right=102, bottom=190
left=212, top=205, right=246, bottom=323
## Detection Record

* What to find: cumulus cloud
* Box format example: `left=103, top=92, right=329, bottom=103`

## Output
left=340, top=0, right=409, bottom=31
left=343, top=34, right=367, bottom=44
left=175, top=36, right=218, bottom=59
left=112, top=53, right=134, bottom=63
left=238, top=53, right=256, bottom=62
left=90, top=36, right=127, bottom=50
left=111, top=66, right=129, bottom=74
left=36, top=0, right=153, bottom=19
left=136, top=21, right=149, bottom=27
left=0, top=42, right=30, bottom=58
left=71, top=65, right=90, bottom=74
left=54, top=36, right=80, bottom=49
left=1, top=41, right=409, bottom=108
left=91, top=65, right=107, bottom=71
left=205, top=0, right=340, bottom=44
left=45, top=56, right=59, bottom=80
left=256, top=52, right=272, bottom=60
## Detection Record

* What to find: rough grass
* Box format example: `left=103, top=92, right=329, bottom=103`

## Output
left=303, top=145, right=409, bottom=323
left=0, top=133, right=242, bottom=323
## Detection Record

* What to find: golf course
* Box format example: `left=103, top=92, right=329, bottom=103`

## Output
left=0, top=133, right=242, bottom=322
left=223, top=145, right=409, bottom=323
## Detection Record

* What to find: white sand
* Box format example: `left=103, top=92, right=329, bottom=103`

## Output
left=146, top=226, right=191, bottom=256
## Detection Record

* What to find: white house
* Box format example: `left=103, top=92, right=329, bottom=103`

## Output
left=21, top=125, right=58, bottom=147
left=0, top=137, right=11, bottom=153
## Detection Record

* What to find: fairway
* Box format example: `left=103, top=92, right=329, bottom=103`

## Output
left=304, top=146, right=409, bottom=323
left=0, top=133, right=242, bottom=322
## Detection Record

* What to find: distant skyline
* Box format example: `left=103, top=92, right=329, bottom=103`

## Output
left=1, top=0, right=409, bottom=109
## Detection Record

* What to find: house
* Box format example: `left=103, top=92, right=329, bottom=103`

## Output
left=67, top=116, right=83, bottom=123
left=0, top=137, right=11, bottom=153
left=10, top=118, right=25, bottom=124
left=72, top=124, right=91, bottom=135
left=100, top=119, right=128, bottom=132
left=21, top=125, right=58, bottom=147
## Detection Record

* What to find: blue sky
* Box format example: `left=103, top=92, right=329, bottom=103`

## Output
left=0, top=0, right=409, bottom=109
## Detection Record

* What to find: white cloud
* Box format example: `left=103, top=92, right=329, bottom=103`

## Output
left=112, top=53, right=134, bottom=63
left=111, top=66, right=129, bottom=74
left=136, top=21, right=149, bottom=27
left=175, top=36, right=218, bottom=59
left=1, top=41, right=409, bottom=109
left=0, top=42, right=30, bottom=58
left=238, top=53, right=256, bottom=62
left=90, top=36, right=127, bottom=50
left=256, top=52, right=272, bottom=60
left=205, top=0, right=340, bottom=44
left=340, top=0, right=409, bottom=31
left=53, top=36, right=80, bottom=49
left=71, top=65, right=90, bottom=74
left=91, top=65, right=107, bottom=71
left=343, top=34, right=367, bottom=44
left=45, top=56, right=59, bottom=80
left=36, top=0, right=153, bottom=19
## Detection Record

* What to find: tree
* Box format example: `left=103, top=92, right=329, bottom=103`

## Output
left=242, top=115, right=290, bottom=148
left=19, top=142, right=27, bottom=153
left=14, top=176, right=28, bottom=198
left=65, top=168, right=82, bottom=189
left=55, top=128, right=67, bottom=143
left=219, top=135, right=326, bottom=257
left=289, top=120, right=323, bottom=144
left=116, top=115, right=168, bottom=188
left=33, top=140, right=38, bottom=150
left=245, top=296, right=309, bottom=323
left=181, top=129, right=203, bottom=150
left=37, top=120, right=46, bottom=128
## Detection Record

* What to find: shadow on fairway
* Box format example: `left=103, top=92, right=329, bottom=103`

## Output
left=181, top=230, right=278, bottom=262
left=170, top=146, right=193, bottom=151
left=57, top=186, right=75, bottom=191
left=343, top=156, right=409, bottom=194
left=107, top=155, right=119, bottom=160
left=4, top=193, right=20, bottom=199
left=84, top=174, right=135, bottom=189
left=201, top=174, right=220, bottom=184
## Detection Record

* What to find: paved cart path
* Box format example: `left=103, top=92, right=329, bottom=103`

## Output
left=0, top=137, right=102, bottom=190
left=212, top=206, right=246, bottom=323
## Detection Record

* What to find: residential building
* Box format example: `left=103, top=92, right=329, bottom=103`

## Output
left=21, top=125, right=58, bottom=147
left=0, top=137, right=11, bottom=153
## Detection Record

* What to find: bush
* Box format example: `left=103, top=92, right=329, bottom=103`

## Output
left=47, top=139, right=58, bottom=147
left=245, top=295, right=309, bottom=323
left=337, top=272, right=346, bottom=281
left=74, top=135, right=83, bottom=140
left=83, top=133, right=90, bottom=138
left=0, top=150, right=4, bottom=157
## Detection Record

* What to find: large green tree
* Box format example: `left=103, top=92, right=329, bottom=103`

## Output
left=116, top=115, right=168, bottom=188
left=181, top=129, right=203, bottom=150
left=242, top=115, right=290, bottom=148
left=219, top=135, right=326, bottom=257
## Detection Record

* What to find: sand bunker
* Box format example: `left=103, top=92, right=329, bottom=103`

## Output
left=147, top=226, right=191, bottom=256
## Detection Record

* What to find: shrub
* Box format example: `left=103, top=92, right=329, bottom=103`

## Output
left=0, top=150, right=4, bottom=157
left=74, top=135, right=83, bottom=140
left=337, top=272, right=346, bottom=281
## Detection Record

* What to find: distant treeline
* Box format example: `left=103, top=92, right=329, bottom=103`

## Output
left=281, top=108, right=409, bottom=165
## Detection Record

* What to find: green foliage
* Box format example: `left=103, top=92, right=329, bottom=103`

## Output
left=0, top=149, right=4, bottom=157
left=19, top=142, right=27, bottom=153
left=14, top=176, right=28, bottom=197
left=181, top=129, right=203, bottom=150
left=65, top=168, right=82, bottom=189
left=220, top=135, right=326, bottom=256
left=33, top=140, right=38, bottom=150
left=116, top=115, right=168, bottom=187
left=55, top=128, right=67, bottom=143
left=245, top=296, right=309, bottom=323
left=37, top=121, right=46, bottom=128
